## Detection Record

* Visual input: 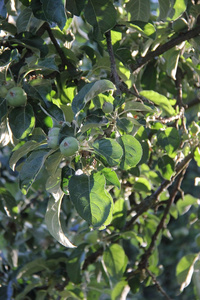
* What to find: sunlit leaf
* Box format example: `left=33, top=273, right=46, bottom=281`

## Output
left=45, top=193, right=76, bottom=248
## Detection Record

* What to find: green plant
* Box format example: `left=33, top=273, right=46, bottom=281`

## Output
left=1, top=1, right=200, bottom=299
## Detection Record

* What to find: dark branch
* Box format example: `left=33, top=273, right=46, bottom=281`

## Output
left=139, top=168, right=187, bottom=269
left=130, top=25, right=200, bottom=72
left=125, top=151, right=194, bottom=229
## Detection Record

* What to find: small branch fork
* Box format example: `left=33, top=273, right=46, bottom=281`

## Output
left=125, top=151, right=193, bottom=230
left=130, top=25, right=200, bottom=73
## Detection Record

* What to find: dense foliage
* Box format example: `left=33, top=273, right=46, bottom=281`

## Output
left=1, top=0, right=200, bottom=299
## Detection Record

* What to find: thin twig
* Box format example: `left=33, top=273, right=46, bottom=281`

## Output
left=125, top=151, right=194, bottom=229
left=130, top=25, right=200, bottom=73
left=146, top=268, right=173, bottom=300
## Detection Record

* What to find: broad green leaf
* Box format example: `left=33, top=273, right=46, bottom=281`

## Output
left=24, top=79, right=52, bottom=103
left=167, top=0, right=188, bottom=21
left=10, top=140, right=45, bottom=171
left=129, top=22, right=156, bottom=39
left=17, top=258, right=49, bottom=278
left=158, top=0, right=170, bottom=20
left=111, top=281, right=128, bottom=300
left=84, top=0, right=117, bottom=40
left=66, top=0, right=86, bottom=16
left=112, top=198, right=127, bottom=229
left=177, top=194, right=198, bottom=215
left=45, top=153, right=63, bottom=194
left=12, top=32, right=48, bottom=58
left=41, top=0, right=66, bottom=30
left=45, top=194, right=76, bottom=248
left=16, top=7, right=33, bottom=33
left=100, top=168, right=121, bottom=189
left=66, top=245, right=85, bottom=283
left=103, top=244, right=128, bottom=279
left=68, top=172, right=113, bottom=227
left=72, top=80, right=115, bottom=115
left=124, top=101, right=153, bottom=113
left=126, top=0, right=150, bottom=22
left=19, top=149, right=50, bottom=194
left=157, top=155, right=175, bottom=180
left=164, top=48, right=180, bottom=80
left=92, top=138, right=123, bottom=167
left=134, top=177, right=151, bottom=193
left=0, top=187, right=17, bottom=217
left=116, top=117, right=139, bottom=133
left=140, top=90, right=175, bottom=116
left=0, top=98, right=7, bottom=122
left=8, top=104, right=35, bottom=140
left=176, top=253, right=198, bottom=292
left=157, top=127, right=180, bottom=156
left=117, top=135, right=143, bottom=170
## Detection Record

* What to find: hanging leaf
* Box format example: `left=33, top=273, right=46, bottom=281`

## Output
left=176, top=253, right=198, bottom=292
left=8, top=104, right=35, bottom=140
left=10, top=140, right=45, bottom=171
left=84, top=0, right=117, bottom=40
left=117, top=135, right=143, bottom=170
left=126, top=0, right=150, bottom=22
left=157, top=127, right=180, bottom=156
left=72, top=80, right=115, bottom=115
left=0, top=187, right=17, bottom=217
left=157, top=155, right=175, bottom=180
left=19, top=149, right=51, bottom=194
left=41, top=0, right=66, bottom=30
left=66, top=0, right=86, bottom=16
left=103, top=244, right=128, bottom=279
left=92, top=138, right=123, bottom=167
left=45, top=193, right=76, bottom=248
left=100, top=168, right=121, bottom=189
left=68, top=172, right=113, bottom=227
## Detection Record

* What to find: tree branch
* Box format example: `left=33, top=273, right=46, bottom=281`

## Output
left=125, top=151, right=194, bottom=230
left=130, top=25, right=200, bottom=73
left=138, top=168, right=187, bottom=270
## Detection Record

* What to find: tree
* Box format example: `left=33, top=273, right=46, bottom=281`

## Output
left=1, top=0, right=200, bottom=299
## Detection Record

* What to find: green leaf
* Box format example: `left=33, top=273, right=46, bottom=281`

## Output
left=194, top=147, right=200, bottom=167
left=140, top=90, right=175, bottom=116
left=157, top=127, right=180, bottom=156
left=126, top=0, right=150, bottom=22
left=100, top=168, right=121, bottom=189
left=41, top=0, right=66, bottom=30
left=0, top=187, right=17, bottom=217
left=176, top=253, right=198, bottom=292
left=103, top=244, right=128, bottom=279
left=0, top=98, right=7, bottom=122
left=84, top=0, right=117, bottom=40
left=177, top=194, right=198, bottom=215
left=72, top=80, right=115, bottom=115
left=45, top=152, right=63, bottom=194
left=68, top=172, right=113, bottom=227
left=117, top=135, right=143, bottom=170
left=92, top=138, right=123, bottom=167
left=45, top=193, right=76, bottom=248
left=157, top=155, right=175, bottom=180
left=124, top=101, right=153, bottom=113
left=19, top=149, right=50, bottom=194
left=116, top=117, right=137, bottom=133
left=12, top=32, right=48, bottom=58
left=158, top=0, right=170, bottom=20
left=112, top=198, right=127, bottom=229
left=129, top=21, right=156, bottom=39
left=66, top=246, right=85, bottom=283
left=164, top=48, right=180, bottom=80
left=111, top=281, right=128, bottom=300
left=16, top=7, right=33, bottom=33
left=10, top=140, right=44, bottom=171
left=167, top=0, right=188, bottom=21
left=66, top=0, right=86, bottom=16
left=134, top=177, right=151, bottom=193
left=8, top=104, right=35, bottom=140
